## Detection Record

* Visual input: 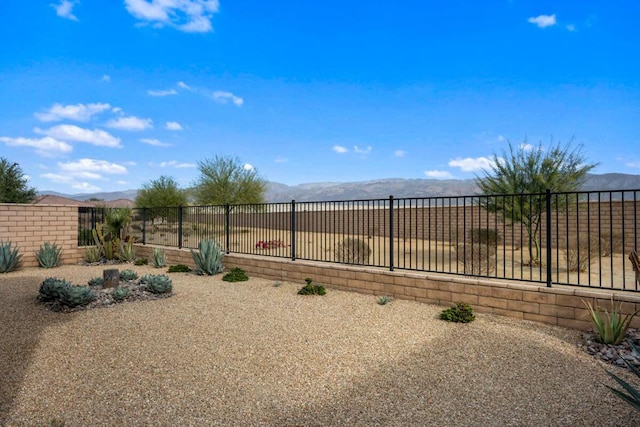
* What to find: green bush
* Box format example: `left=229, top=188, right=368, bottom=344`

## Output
left=134, top=257, right=148, bottom=266
left=151, top=247, right=166, bottom=268
left=583, top=298, right=639, bottom=345
left=606, top=340, right=640, bottom=412
left=222, top=267, right=249, bottom=282
left=59, top=285, right=96, bottom=307
left=141, top=274, right=173, bottom=294
left=119, top=269, right=138, bottom=281
left=190, top=239, right=224, bottom=275
left=440, top=302, right=475, bottom=323
left=112, top=286, right=130, bottom=301
left=38, top=277, right=72, bottom=302
left=298, top=278, right=326, bottom=296
left=87, top=276, right=104, bottom=287
left=0, top=240, right=22, bottom=273
left=335, top=238, right=371, bottom=264
left=168, top=264, right=191, bottom=273
left=35, top=241, right=62, bottom=268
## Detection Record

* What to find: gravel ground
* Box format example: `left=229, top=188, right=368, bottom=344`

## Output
left=1, top=264, right=639, bottom=427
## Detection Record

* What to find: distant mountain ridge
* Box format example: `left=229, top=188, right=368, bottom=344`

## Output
left=38, top=173, right=640, bottom=204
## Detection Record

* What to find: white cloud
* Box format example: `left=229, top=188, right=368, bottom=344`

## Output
left=275, top=156, right=288, bottom=163
left=35, top=102, right=111, bottom=122
left=116, top=180, right=128, bottom=185
left=106, top=116, right=153, bottom=131
left=528, top=14, right=557, bottom=28
left=243, top=163, right=254, bottom=171
left=353, top=145, right=372, bottom=155
left=165, top=121, right=183, bottom=130
left=566, top=24, right=577, bottom=32
left=58, top=159, right=128, bottom=176
left=519, top=143, right=534, bottom=151
left=424, top=170, right=453, bottom=179
left=35, top=125, right=122, bottom=148
left=625, top=161, right=640, bottom=169
left=212, top=91, right=244, bottom=106
left=51, top=0, right=78, bottom=21
left=101, top=74, right=111, bottom=82
left=448, top=157, right=495, bottom=172
left=177, top=81, right=193, bottom=91
left=159, top=160, right=197, bottom=168
left=148, top=88, right=178, bottom=96
left=333, top=145, right=348, bottom=154
left=394, top=150, right=406, bottom=157
left=141, top=138, right=172, bottom=147
left=72, top=182, right=102, bottom=192
left=0, top=136, right=72, bottom=157
left=124, top=0, right=220, bottom=33
left=497, top=135, right=505, bottom=142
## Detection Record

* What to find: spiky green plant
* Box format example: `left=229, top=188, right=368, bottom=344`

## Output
left=606, top=340, right=640, bottom=412
left=0, top=241, right=22, bottom=273
left=35, top=241, right=62, bottom=268
left=118, top=238, right=136, bottom=262
left=119, top=269, right=138, bottom=281
left=440, top=302, right=475, bottom=323
left=141, top=274, right=173, bottom=294
left=59, top=285, right=96, bottom=307
left=112, top=286, right=130, bottom=301
left=83, top=246, right=102, bottom=263
left=151, top=247, right=166, bottom=268
left=38, top=277, right=72, bottom=302
left=377, top=295, right=390, bottom=305
left=134, top=257, right=148, bottom=266
left=298, top=278, right=326, bottom=296
left=190, top=239, right=224, bottom=275
left=87, top=276, right=104, bottom=287
left=583, top=298, right=639, bottom=345
left=222, top=267, right=249, bottom=282
left=168, top=264, right=191, bottom=273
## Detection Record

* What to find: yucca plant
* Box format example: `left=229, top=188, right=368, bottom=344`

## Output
left=38, top=277, right=72, bottom=302
left=140, top=274, right=173, bottom=294
left=35, top=241, right=62, bottom=268
left=118, top=238, right=136, bottom=262
left=151, top=247, right=166, bottom=268
left=606, top=340, right=640, bottom=412
left=583, top=298, right=640, bottom=345
left=83, top=246, right=102, bottom=263
left=0, top=240, right=22, bottom=273
left=59, top=285, right=96, bottom=307
left=190, top=239, right=224, bottom=275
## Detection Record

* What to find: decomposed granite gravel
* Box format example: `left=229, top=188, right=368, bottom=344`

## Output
left=1, top=264, right=639, bottom=426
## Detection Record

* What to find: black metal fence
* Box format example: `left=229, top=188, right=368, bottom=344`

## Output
left=78, top=189, right=640, bottom=291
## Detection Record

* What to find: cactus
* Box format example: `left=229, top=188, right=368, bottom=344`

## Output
left=59, top=285, right=96, bottom=307
left=0, top=241, right=22, bottom=273
left=119, top=269, right=138, bottom=281
left=140, top=274, right=173, bottom=294
left=190, top=239, right=224, bottom=275
left=39, top=277, right=72, bottom=302
left=152, top=247, right=166, bottom=268
left=112, top=286, right=130, bottom=301
left=35, top=241, right=62, bottom=268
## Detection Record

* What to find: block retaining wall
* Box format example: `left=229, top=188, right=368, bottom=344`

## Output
left=136, top=245, right=640, bottom=331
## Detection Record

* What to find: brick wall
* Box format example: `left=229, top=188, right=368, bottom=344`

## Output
left=0, top=203, right=84, bottom=267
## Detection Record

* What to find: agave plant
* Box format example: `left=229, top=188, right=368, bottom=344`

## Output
left=140, top=274, right=173, bottom=294
left=83, top=246, right=102, bottom=263
left=0, top=240, right=22, bottom=273
left=35, top=241, right=62, bottom=268
left=151, top=247, right=166, bottom=268
left=112, top=286, right=130, bottom=301
left=119, top=269, right=138, bottom=281
left=59, top=285, right=96, bottom=307
left=583, top=298, right=639, bottom=345
left=39, top=277, right=72, bottom=302
left=190, top=239, right=224, bottom=275
left=606, top=340, right=640, bottom=411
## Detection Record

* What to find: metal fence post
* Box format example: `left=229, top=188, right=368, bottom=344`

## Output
left=291, top=200, right=296, bottom=261
left=225, top=204, right=230, bottom=254
left=389, top=195, right=394, bottom=271
left=546, top=189, right=552, bottom=287
left=142, top=207, right=146, bottom=245
left=178, top=205, right=183, bottom=249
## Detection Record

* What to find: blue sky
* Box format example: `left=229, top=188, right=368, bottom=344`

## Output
left=0, top=1, right=639, bottom=194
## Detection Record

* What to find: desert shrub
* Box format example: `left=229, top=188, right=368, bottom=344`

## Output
left=606, top=340, right=640, bottom=412
left=222, top=267, right=249, bottom=282
left=39, top=277, right=72, bottom=302
left=456, top=242, right=497, bottom=275
left=36, top=241, right=62, bottom=268
left=119, top=269, right=138, bottom=281
left=112, top=286, right=130, bottom=301
left=468, top=228, right=500, bottom=246
left=87, top=276, right=104, bottom=287
left=599, top=230, right=624, bottom=257
left=168, top=264, right=191, bottom=273
left=298, top=278, right=326, bottom=296
left=59, top=285, right=96, bottom=307
left=0, top=240, right=22, bottom=273
left=335, top=237, right=371, bottom=264
left=141, top=274, right=173, bottom=294
left=190, top=239, right=224, bottom=275
left=440, top=302, right=475, bottom=323
left=151, top=247, right=166, bottom=268
left=377, top=295, right=390, bottom=305
left=583, top=298, right=639, bottom=345
left=83, top=246, right=102, bottom=263
left=563, top=234, right=599, bottom=272
left=134, top=257, right=148, bottom=266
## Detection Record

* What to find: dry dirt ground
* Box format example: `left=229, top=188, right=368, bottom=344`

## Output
left=1, top=264, right=639, bottom=426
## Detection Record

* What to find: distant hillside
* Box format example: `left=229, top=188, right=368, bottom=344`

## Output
left=39, top=173, right=640, bottom=204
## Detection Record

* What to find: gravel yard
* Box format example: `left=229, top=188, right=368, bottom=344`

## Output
left=1, top=264, right=639, bottom=426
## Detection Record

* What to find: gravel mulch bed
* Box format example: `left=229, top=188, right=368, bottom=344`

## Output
left=1, top=264, right=639, bottom=426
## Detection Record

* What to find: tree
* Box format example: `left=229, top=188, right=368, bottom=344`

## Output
left=475, top=140, right=597, bottom=265
left=193, top=156, right=266, bottom=206
left=135, top=176, right=188, bottom=208
left=0, top=157, right=37, bottom=203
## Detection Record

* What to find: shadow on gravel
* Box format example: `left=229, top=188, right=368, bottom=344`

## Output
left=0, top=275, right=72, bottom=424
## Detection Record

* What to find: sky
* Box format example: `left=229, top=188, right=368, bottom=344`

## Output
left=0, top=1, right=639, bottom=194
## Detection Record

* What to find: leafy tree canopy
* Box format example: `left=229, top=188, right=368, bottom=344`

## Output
left=135, top=175, right=188, bottom=208
left=0, top=157, right=37, bottom=203
left=193, top=156, right=266, bottom=206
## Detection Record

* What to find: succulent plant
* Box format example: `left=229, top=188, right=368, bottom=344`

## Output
left=151, top=247, right=166, bottom=268
left=35, top=241, right=62, bottom=268
left=377, top=296, right=390, bottom=305
left=112, top=286, right=130, bottom=301
left=140, top=274, right=173, bottom=294
left=59, top=285, right=96, bottom=307
left=39, top=277, right=72, bottom=302
left=87, top=276, right=104, bottom=287
left=83, top=246, right=102, bottom=263
left=222, top=267, right=249, bottom=282
left=190, top=239, right=224, bottom=275
left=0, top=240, right=22, bottom=273
left=298, top=278, right=326, bottom=296
left=119, top=269, right=139, bottom=281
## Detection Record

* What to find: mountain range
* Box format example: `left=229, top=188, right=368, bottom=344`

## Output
left=39, top=173, right=640, bottom=204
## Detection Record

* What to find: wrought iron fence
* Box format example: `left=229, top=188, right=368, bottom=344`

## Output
left=77, top=189, right=640, bottom=291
